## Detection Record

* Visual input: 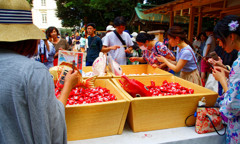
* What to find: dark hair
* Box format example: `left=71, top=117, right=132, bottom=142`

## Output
left=198, top=32, right=207, bottom=39
left=167, top=26, right=193, bottom=49
left=46, top=26, right=59, bottom=38
left=87, top=23, right=96, bottom=29
left=136, top=33, right=155, bottom=43
left=0, top=40, right=38, bottom=57
left=196, top=34, right=201, bottom=41
left=114, top=16, right=126, bottom=26
left=214, top=15, right=240, bottom=45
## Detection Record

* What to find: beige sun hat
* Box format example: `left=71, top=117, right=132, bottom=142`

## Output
left=0, top=0, right=45, bottom=42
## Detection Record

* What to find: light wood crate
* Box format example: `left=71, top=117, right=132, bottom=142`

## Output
left=111, top=75, right=218, bottom=132
left=66, top=79, right=130, bottom=141
left=111, top=64, right=172, bottom=78
left=82, top=66, right=112, bottom=79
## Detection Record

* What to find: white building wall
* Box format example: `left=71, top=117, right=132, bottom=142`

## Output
left=32, top=0, right=63, bottom=29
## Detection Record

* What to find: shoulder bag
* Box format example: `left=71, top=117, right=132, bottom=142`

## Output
left=113, top=30, right=127, bottom=49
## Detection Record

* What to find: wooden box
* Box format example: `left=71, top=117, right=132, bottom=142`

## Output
left=111, top=75, right=218, bottom=132
left=82, top=66, right=112, bottom=79
left=111, top=64, right=171, bottom=78
left=66, top=79, right=130, bottom=141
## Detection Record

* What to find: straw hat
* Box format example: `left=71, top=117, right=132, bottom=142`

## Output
left=0, top=0, right=45, bottom=42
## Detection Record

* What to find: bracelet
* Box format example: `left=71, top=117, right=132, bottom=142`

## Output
left=225, top=65, right=231, bottom=71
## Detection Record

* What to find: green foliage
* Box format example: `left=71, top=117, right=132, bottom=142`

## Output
left=26, top=0, right=32, bottom=4
left=146, top=0, right=174, bottom=5
left=26, top=0, right=33, bottom=7
left=55, top=0, right=136, bottom=30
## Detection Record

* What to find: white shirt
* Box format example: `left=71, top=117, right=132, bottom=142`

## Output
left=103, top=31, right=133, bottom=65
left=203, top=34, right=216, bottom=57
left=101, top=36, right=106, bottom=44
left=65, top=36, right=69, bottom=42
left=193, top=40, right=201, bottom=49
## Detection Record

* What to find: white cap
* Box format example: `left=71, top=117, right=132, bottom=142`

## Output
left=131, top=32, right=138, bottom=37
left=106, top=25, right=115, bottom=31
left=131, top=37, right=136, bottom=42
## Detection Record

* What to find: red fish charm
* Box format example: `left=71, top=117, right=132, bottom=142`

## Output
left=119, top=75, right=151, bottom=98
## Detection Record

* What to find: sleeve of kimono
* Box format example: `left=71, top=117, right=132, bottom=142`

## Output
left=27, top=67, right=67, bottom=144
left=155, top=42, right=169, bottom=57
left=142, top=50, right=148, bottom=62
left=220, top=58, right=240, bottom=119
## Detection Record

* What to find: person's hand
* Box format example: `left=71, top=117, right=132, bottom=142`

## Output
left=159, top=63, right=167, bottom=69
left=156, top=55, right=166, bottom=62
left=54, top=52, right=59, bottom=58
left=213, top=66, right=229, bottom=78
left=111, top=45, right=120, bottom=50
left=125, top=48, right=131, bottom=54
left=208, top=57, right=224, bottom=67
left=129, top=57, right=137, bottom=62
left=151, top=64, right=158, bottom=68
left=212, top=66, right=227, bottom=82
left=64, top=70, right=79, bottom=89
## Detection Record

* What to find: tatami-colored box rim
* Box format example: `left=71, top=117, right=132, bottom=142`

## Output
left=66, top=79, right=130, bottom=141
left=111, top=75, right=218, bottom=132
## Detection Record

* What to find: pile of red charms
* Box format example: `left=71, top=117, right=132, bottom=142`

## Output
left=55, top=86, right=117, bottom=105
left=147, top=80, right=194, bottom=96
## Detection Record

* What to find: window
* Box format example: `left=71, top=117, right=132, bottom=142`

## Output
left=41, top=0, right=46, bottom=6
left=42, top=13, right=47, bottom=23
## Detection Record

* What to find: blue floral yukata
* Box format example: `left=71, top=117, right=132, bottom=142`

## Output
left=218, top=51, right=240, bottom=144
left=142, top=41, right=174, bottom=70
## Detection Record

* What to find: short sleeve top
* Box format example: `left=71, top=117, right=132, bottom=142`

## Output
left=176, top=45, right=198, bottom=72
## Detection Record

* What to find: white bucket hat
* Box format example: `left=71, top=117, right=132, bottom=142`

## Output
left=131, top=32, right=138, bottom=37
left=0, top=0, right=45, bottom=42
left=106, top=25, right=115, bottom=31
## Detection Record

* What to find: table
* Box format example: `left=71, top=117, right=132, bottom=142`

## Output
left=68, top=124, right=225, bottom=144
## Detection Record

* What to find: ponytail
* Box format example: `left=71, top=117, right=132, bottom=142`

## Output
left=183, top=39, right=194, bottom=50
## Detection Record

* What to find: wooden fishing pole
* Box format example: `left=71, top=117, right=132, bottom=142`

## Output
left=195, top=52, right=214, bottom=69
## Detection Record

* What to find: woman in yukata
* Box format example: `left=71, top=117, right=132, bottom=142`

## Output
left=129, top=33, right=175, bottom=72
left=210, top=15, right=240, bottom=144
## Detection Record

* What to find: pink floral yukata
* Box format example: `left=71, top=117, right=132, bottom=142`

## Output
left=142, top=41, right=174, bottom=70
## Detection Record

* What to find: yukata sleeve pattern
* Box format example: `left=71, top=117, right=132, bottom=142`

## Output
left=219, top=51, right=240, bottom=144
left=155, top=42, right=169, bottom=57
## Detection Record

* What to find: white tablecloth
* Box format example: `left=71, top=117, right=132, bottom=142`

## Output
left=68, top=124, right=225, bottom=144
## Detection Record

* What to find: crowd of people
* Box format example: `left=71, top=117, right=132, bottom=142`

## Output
left=0, top=0, right=239, bottom=143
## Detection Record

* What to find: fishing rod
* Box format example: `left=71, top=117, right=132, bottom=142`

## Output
left=195, top=52, right=214, bottom=69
